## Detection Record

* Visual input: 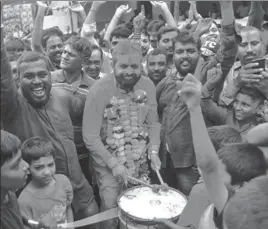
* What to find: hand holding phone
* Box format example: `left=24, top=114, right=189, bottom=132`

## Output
left=251, top=58, right=266, bottom=71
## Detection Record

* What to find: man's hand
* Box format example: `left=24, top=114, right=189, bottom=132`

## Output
left=150, top=1, right=169, bottom=11
left=150, top=153, right=161, bottom=171
left=205, top=63, right=222, bottom=91
left=179, top=74, right=202, bottom=111
left=133, top=5, right=146, bottom=31
left=112, top=164, right=128, bottom=183
left=236, top=62, right=264, bottom=86
left=115, top=5, right=132, bottom=18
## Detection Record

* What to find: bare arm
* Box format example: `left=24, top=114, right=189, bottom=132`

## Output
left=31, top=2, right=47, bottom=54
left=151, top=1, right=177, bottom=27
left=66, top=206, right=74, bottom=228
left=104, top=5, right=132, bottom=45
left=247, top=1, right=265, bottom=30
left=180, top=75, right=229, bottom=214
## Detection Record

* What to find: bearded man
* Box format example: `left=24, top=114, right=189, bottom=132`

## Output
left=83, top=40, right=161, bottom=229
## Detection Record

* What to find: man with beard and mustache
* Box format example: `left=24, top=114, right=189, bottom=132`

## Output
left=32, top=1, right=64, bottom=70
left=1, top=26, right=99, bottom=228
left=156, top=30, right=200, bottom=196
left=83, top=40, right=161, bottom=229
left=157, top=26, right=179, bottom=70
left=147, top=48, right=168, bottom=86
left=51, top=36, right=96, bottom=188
left=220, top=26, right=268, bottom=107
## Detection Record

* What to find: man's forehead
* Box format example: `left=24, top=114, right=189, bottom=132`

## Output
left=47, top=36, right=62, bottom=45
left=241, top=30, right=262, bottom=42
left=116, top=54, right=141, bottom=63
left=161, top=31, right=177, bottom=40
left=174, top=41, right=197, bottom=49
left=64, top=44, right=78, bottom=55
left=148, top=54, right=167, bottom=62
left=19, top=60, right=48, bottom=73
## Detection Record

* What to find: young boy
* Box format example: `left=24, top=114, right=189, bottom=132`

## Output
left=1, top=130, right=29, bottom=229
left=18, top=137, right=74, bottom=228
left=180, top=74, right=267, bottom=229
left=202, top=65, right=266, bottom=140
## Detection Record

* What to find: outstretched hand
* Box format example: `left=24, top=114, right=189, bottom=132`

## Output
left=133, top=5, right=146, bottom=31
left=178, top=74, right=202, bottom=111
left=115, top=4, right=132, bottom=18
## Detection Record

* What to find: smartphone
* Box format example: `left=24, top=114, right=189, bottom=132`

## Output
left=251, top=58, right=266, bottom=71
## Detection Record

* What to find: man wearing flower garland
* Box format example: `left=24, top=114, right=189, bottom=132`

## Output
left=83, top=40, right=161, bottom=229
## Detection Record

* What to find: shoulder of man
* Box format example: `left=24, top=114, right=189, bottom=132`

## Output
left=88, top=73, right=114, bottom=95
left=51, top=69, right=64, bottom=83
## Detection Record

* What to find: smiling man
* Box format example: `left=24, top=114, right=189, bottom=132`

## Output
left=51, top=36, right=96, bottom=200
left=1, top=30, right=99, bottom=228
left=83, top=40, right=161, bottom=229
left=156, top=30, right=200, bottom=196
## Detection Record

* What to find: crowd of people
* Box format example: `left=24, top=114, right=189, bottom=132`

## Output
left=1, top=1, right=268, bottom=229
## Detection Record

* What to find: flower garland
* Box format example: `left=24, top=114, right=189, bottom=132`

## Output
left=104, top=90, right=150, bottom=183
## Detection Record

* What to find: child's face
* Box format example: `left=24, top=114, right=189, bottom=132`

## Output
left=1, top=150, right=29, bottom=191
left=233, top=93, right=261, bottom=121
left=29, top=156, right=56, bottom=186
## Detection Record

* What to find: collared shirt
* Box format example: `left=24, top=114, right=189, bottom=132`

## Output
left=83, top=74, right=161, bottom=169
left=156, top=69, right=196, bottom=168
left=52, top=70, right=95, bottom=152
left=201, top=96, right=258, bottom=141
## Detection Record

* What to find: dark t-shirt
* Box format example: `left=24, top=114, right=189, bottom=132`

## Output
left=0, top=191, right=24, bottom=229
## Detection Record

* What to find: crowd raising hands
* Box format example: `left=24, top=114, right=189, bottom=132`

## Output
left=1, top=1, right=268, bottom=229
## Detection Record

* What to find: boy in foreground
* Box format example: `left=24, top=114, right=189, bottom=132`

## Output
left=18, top=137, right=74, bottom=229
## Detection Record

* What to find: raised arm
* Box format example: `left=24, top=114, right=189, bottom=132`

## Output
left=201, top=65, right=229, bottom=125
left=81, top=1, right=106, bottom=45
left=104, top=4, right=132, bottom=45
left=31, top=1, right=47, bottom=54
left=247, top=1, right=265, bottom=30
left=150, top=1, right=177, bottom=28
left=180, top=74, right=228, bottom=214
left=1, top=25, right=20, bottom=124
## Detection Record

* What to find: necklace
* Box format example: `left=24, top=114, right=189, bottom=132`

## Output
left=104, top=90, right=150, bottom=183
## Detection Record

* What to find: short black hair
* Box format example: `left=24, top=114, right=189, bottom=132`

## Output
left=1, top=130, right=21, bottom=167
left=42, top=26, right=63, bottom=49
left=208, top=125, right=242, bottom=152
left=110, top=25, right=132, bottom=42
left=65, top=36, right=92, bottom=59
left=173, top=29, right=201, bottom=51
left=236, top=86, right=266, bottom=104
left=21, top=137, right=56, bottom=165
left=157, top=25, right=179, bottom=42
left=217, top=143, right=268, bottom=186
left=146, top=48, right=168, bottom=63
